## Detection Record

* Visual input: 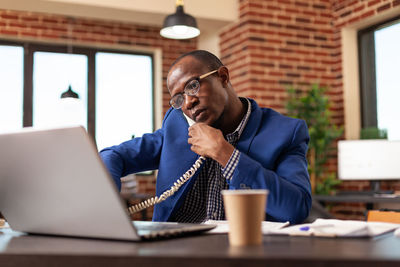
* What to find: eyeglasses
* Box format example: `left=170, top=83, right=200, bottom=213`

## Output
left=169, top=69, right=218, bottom=109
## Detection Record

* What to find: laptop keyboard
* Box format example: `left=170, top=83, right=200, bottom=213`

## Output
left=135, top=223, right=190, bottom=231
left=132, top=221, right=215, bottom=240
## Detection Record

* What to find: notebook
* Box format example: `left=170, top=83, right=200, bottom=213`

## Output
left=269, top=218, right=400, bottom=237
left=0, top=126, right=215, bottom=241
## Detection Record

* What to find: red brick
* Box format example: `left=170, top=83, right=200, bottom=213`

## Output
left=367, top=0, right=381, bottom=7
left=353, top=4, right=365, bottom=12
left=314, top=51, right=329, bottom=56
left=279, top=64, right=293, bottom=69
left=9, top=22, right=25, bottom=28
left=296, top=34, right=309, bottom=39
left=248, top=3, right=263, bottom=9
left=360, top=10, right=375, bottom=19
left=285, top=7, right=298, bottom=14
left=278, top=32, right=293, bottom=37
left=286, top=56, right=301, bottom=62
left=303, top=10, right=318, bottom=16
left=267, top=39, right=283, bottom=44
left=296, top=17, right=311, bottom=23
left=42, top=18, right=59, bottom=24
left=21, top=31, right=38, bottom=37
left=31, top=24, right=48, bottom=30
left=320, top=12, right=333, bottom=18
left=313, top=3, right=327, bottom=9
left=340, top=10, right=352, bottom=18
left=269, top=71, right=284, bottom=76
left=314, top=20, right=330, bottom=25
left=21, top=16, right=39, bottom=22
left=377, top=3, right=391, bottom=12
left=267, top=5, right=281, bottom=11
left=277, top=15, right=291, bottom=21
left=1, top=14, right=19, bottom=20
left=348, top=16, right=361, bottom=24
left=295, top=1, right=309, bottom=7
left=41, top=33, right=60, bottom=39
left=335, top=20, right=347, bottom=28
left=0, top=29, right=18, bottom=35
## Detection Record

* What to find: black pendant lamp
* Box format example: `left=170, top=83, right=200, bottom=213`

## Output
left=160, top=0, right=200, bottom=40
left=60, top=85, right=79, bottom=99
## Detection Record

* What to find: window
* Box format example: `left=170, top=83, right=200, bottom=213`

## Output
left=0, top=45, right=24, bottom=133
left=33, top=52, right=88, bottom=129
left=358, top=17, right=400, bottom=140
left=374, top=22, right=400, bottom=140
left=95, top=52, right=153, bottom=150
left=0, top=41, right=154, bottom=150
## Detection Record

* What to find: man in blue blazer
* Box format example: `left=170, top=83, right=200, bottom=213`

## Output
left=100, top=50, right=311, bottom=224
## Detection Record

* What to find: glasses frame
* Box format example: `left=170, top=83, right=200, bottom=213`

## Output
left=169, top=69, right=218, bottom=109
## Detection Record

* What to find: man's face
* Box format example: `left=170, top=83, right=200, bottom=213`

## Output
left=167, top=56, right=228, bottom=127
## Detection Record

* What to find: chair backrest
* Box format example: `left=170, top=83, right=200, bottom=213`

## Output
left=367, top=210, right=400, bottom=224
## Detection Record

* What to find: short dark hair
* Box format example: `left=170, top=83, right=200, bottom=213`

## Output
left=169, top=50, right=224, bottom=72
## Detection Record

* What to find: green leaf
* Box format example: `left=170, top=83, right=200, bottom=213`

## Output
left=286, top=84, right=343, bottom=195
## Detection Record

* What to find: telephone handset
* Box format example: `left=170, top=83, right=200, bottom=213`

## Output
left=128, top=113, right=203, bottom=214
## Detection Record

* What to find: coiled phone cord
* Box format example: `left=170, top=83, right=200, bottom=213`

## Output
left=128, top=156, right=206, bottom=214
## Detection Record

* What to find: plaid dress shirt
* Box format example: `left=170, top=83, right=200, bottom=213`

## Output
left=171, top=98, right=251, bottom=223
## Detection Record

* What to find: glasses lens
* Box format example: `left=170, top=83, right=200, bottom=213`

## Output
left=170, top=94, right=184, bottom=109
left=184, top=79, right=200, bottom=96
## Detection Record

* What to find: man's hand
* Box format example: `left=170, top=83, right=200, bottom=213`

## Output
left=188, top=123, right=234, bottom=167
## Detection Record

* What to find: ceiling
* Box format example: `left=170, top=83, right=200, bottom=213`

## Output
left=0, top=0, right=238, bottom=35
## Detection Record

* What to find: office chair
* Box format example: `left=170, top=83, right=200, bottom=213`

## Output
left=304, top=199, right=336, bottom=223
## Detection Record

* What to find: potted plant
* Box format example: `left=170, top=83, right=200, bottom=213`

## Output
left=286, top=84, right=343, bottom=195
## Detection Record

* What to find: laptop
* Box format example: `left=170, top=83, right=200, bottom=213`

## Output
left=0, top=126, right=215, bottom=241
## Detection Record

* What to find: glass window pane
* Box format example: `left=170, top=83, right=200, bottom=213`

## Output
left=375, top=21, right=400, bottom=140
left=33, top=52, right=88, bottom=129
left=0, top=45, right=23, bottom=133
left=95, top=52, right=153, bottom=151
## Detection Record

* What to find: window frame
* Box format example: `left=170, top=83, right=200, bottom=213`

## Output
left=358, top=16, right=400, bottom=130
left=0, top=40, right=155, bottom=140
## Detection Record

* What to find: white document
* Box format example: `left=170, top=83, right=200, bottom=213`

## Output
left=269, top=218, right=400, bottom=237
left=203, top=220, right=289, bottom=234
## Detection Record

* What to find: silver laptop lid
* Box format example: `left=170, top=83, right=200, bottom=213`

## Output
left=0, top=126, right=140, bottom=241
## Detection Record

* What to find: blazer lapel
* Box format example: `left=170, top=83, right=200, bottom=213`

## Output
left=237, top=99, right=263, bottom=154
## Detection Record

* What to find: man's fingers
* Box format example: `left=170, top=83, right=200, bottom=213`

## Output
left=188, top=125, right=196, bottom=137
left=190, top=145, right=204, bottom=156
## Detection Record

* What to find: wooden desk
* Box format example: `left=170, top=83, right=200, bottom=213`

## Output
left=1, top=228, right=400, bottom=267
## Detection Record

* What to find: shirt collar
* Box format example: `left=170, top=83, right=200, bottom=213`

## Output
left=226, top=97, right=252, bottom=140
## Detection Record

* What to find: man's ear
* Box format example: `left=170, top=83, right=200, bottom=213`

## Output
left=217, top=66, right=230, bottom=87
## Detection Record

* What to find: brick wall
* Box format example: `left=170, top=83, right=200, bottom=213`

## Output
left=220, top=0, right=400, bottom=220
left=220, top=0, right=337, bottom=114
left=0, top=8, right=196, bottom=220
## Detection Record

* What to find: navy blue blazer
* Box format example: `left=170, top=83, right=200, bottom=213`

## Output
left=100, top=98, right=311, bottom=224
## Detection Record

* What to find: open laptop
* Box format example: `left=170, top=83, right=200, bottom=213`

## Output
left=0, top=126, right=215, bottom=241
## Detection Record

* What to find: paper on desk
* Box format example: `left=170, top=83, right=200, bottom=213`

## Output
left=269, top=218, right=400, bottom=237
left=203, top=220, right=289, bottom=234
